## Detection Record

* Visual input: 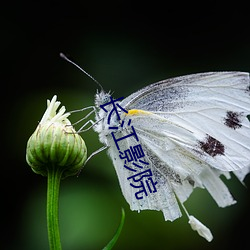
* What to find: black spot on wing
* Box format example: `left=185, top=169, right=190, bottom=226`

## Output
left=224, top=111, right=243, bottom=130
left=199, top=135, right=225, bottom=157
left=187, top=177, right=195, bottom=186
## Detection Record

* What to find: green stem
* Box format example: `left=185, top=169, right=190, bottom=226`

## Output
left=47, top=165, right=63, bottom=250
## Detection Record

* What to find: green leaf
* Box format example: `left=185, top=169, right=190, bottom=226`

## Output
left=102, top=208, right=125, bottom=250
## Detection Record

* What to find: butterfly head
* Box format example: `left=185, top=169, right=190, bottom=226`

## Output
left=94, top=89, right=112, bottom=108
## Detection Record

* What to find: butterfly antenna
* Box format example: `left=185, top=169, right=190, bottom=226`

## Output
left=60, top=53, right=104, bottom=91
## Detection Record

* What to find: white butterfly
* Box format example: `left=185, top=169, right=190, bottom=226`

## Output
left=85, top=71, right=249, bottom=241
left=58, top=55, right=250, bottom=242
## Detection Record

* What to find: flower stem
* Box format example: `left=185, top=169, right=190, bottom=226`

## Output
left=47, top=165, right=63, bottom=250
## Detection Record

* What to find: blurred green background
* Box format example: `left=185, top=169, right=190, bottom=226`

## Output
left=2, top=2, right=250, bottom=250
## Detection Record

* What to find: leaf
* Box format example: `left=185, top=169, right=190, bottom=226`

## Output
left=102, top=208, right=125, bottom=250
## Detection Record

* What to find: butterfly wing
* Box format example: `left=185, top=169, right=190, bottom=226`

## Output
left=106, top=132, right=183, bottom=221
left=120, top=72, right=250, bottom=173
left=104, top=72, right=250, bottom=221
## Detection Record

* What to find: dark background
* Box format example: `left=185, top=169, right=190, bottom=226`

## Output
left=2, top=1, right=250, bottom=250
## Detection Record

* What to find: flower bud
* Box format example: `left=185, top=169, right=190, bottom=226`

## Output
left=26, top=95, right=87, bottom=178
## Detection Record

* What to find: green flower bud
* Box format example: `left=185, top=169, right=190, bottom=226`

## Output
left=26, top=95, right=87, bottom=178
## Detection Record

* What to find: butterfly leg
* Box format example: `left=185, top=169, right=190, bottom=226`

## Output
left=70, top=106, right=96, bottom=125
left=77, top=117, right=106, bottom=133
left=77, top=145, right=108, bottom=175
left=85, top=145, right=108, bottom=165
left=77, top=119, right=95, bottom=132
left=68, top=106, right=100, bottom=132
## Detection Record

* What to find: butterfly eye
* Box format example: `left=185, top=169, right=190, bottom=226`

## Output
left=103, top=96, right=110, bottom=104
left=101, top=93, right=111, bottom=105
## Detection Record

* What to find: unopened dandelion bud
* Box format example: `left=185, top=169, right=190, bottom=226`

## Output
left=26, top=95, right=87, bottom=178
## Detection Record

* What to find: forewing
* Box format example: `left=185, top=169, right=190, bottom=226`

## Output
left=120, top=72, right=250, bottom=174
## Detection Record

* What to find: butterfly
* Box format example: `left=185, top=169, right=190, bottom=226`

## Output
left=89, top=72, right=250, bottom=241
left=61, top=53, right=250, bottom=241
